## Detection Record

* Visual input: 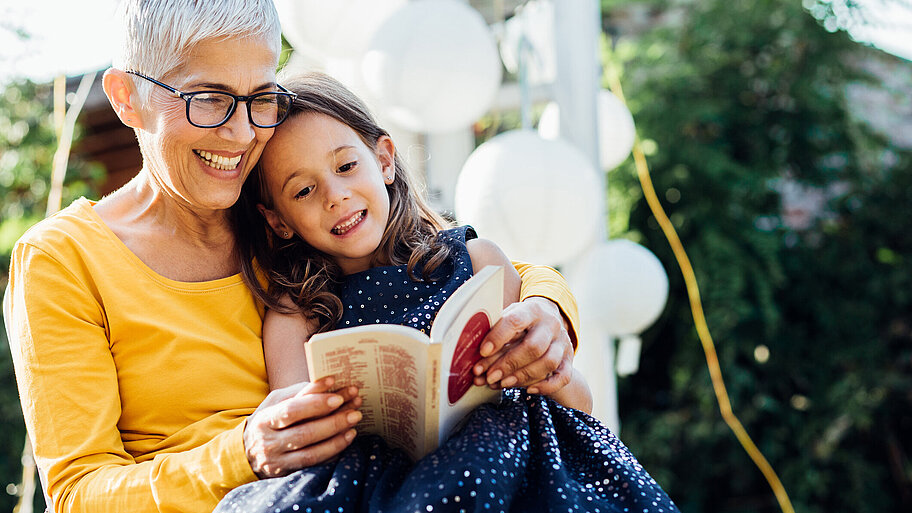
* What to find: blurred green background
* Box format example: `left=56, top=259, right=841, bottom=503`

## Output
left=2, top=0, right=910, bottom=511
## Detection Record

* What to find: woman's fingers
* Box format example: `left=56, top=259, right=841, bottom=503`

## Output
left=477, top=298, right=572, bottom=387
left=526, top=358, right=572, bottom=395
left=264, top=427, right=358, bottom=478
left=244, top=378, right=362, bottom=478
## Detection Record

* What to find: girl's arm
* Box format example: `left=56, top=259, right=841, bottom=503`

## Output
left=263, top=297, right=317, bottom=390
left=466, top=239, right=593, bottom=413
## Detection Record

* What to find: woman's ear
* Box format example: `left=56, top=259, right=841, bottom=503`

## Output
left=257, top=204, right=293, bottom=239
left=102, top=68, right=144, bottom=129
left=376, top=135, right=396, bottom=185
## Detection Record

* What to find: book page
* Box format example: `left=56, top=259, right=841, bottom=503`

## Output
left=430, top=266, right=504, bottom=445
left=306, top=325, right=431, bottom=460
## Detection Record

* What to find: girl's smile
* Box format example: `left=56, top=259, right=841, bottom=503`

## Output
left=257, top=112, right=396, bottom=275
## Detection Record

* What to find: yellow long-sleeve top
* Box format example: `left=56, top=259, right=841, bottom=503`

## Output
left=6, top=198, right=579, bottom=513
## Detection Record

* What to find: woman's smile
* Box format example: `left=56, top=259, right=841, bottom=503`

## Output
left=193, top=149, right=243, bottom=171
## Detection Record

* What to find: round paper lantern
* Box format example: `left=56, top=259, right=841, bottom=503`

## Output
left=537, top=90, right=637, bottom=170
left=572, top=239, right=669, bottom=336
left=275, top=0, right=406, bottom=60
left=454, top=130, right=602, bottom=265
left=361, top=0, right=503, bottom=133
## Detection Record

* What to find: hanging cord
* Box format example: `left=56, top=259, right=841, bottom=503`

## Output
left=605, top=69, right=795, bottom=513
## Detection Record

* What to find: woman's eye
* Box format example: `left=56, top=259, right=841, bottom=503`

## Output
left=294, top=186, right=313, bottom=199
left=338, top=161, right=357, bottom=173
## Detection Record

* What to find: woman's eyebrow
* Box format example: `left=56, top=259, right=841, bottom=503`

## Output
left=188, top=81, right=277, bottom=93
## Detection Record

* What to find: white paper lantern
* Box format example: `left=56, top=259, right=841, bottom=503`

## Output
left=537, top=90, right=637, bottom=170
left=573, top=239, right=669, bottom=336
left=275, top=0, right=406, bottom=60
left=454, top=130, right=602, bottom=265
left=361, top=0, right=503, bottom=133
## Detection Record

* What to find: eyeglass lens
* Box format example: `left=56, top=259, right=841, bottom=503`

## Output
left=188, top=92, right=290, bottom=127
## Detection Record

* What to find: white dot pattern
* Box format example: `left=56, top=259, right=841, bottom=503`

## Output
left=214, top=226, right=678, bottom=512
left=336, top=226, right=476, bottom=335
left=216, top=391, right=678, bottom=512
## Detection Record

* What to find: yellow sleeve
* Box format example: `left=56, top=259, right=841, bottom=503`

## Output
left=7, top=242, right=256, bottom=513
left=511, top=261, right=580, bottom=350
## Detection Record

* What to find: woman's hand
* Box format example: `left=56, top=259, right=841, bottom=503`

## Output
left=243, top=377, right=362, bottom=478
left=472, top=296, right=574, bottom=396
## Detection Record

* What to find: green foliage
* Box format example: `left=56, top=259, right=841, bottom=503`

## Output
left=609, top=0, right=912, bottom=511
left=0, top=78, right=103, bottom=512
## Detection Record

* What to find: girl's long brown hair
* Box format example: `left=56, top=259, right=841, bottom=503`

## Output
left=233, top=72, right=452, bottom=334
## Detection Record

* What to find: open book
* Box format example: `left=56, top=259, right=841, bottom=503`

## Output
left=306, top=265, right=504, bottom=461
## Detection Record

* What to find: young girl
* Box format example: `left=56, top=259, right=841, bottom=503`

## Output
left=222, top=72, right=678, bottom=513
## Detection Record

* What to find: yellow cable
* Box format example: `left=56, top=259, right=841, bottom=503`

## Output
left=607, top=74, right=795, bottom=513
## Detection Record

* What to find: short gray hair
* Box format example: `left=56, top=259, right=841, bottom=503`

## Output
left=114, top=0, right=282, bottom=100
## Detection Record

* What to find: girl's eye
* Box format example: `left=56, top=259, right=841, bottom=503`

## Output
left=294, top=185, right=313, bottom=199
left=338, top=161, right=357, bottom=173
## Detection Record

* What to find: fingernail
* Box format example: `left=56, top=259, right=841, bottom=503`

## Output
left=327, top=395, right=343, bottom=408
left=473, top=364, right=484, bottom=376
left=527, top=387, right=539, bottom=394
left=480, top=342, right=494, bottom=357
left=501, top=376, right=517, bottom=387
left=347, top=411, right=362, bottom=424
left=345, top=429, right=356, bottom=442
left=486, top=369, right=503, bottom=385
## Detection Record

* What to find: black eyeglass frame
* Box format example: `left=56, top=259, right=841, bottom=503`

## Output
left=126, top=70, right=297, bottom=129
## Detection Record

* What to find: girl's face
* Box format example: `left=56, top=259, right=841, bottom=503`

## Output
left=135, top=36, right=278, bottom=211
left=258, top=112, right=395, bottom=275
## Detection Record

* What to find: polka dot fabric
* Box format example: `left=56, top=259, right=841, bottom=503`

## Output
left=215, top=391, right=678, bottom=512
left=335, top=226, right=477, bottom=335
left=214, top=226, right=679, bottom=513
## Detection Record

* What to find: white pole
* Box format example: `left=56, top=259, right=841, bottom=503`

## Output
left=552, top=0, right=620, bottom=432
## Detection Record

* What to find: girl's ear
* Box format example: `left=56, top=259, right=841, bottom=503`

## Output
left=102, top=68, right=144, bottom=130
left=376, top=135, right=396, bottom=185
left=257, top=204, right=293, bottom=239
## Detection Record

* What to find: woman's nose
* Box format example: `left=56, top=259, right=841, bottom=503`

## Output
left=216, top=103, right=256, bottom=144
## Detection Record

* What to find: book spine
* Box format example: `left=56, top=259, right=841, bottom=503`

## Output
left=423, top=343, right=442, bottom=456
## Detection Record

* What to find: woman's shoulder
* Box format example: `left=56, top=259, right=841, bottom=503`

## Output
left=14, top=197, right=109, bottom=258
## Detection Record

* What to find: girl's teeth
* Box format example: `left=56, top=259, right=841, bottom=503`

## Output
left=333, top=211, right=365, bottom=234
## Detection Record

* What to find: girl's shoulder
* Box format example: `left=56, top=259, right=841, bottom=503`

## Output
left=436, top=225, right=477, bottom=246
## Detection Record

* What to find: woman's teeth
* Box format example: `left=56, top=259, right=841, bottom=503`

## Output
left=194, top=150, right=242, bottom=170
left=332, top=211, right=365, bottom=235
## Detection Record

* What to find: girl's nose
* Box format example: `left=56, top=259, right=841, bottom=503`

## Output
left=323, top=177, right=351, bottom=210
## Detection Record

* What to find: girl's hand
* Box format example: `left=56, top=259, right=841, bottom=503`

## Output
left=472, top=297, right=574, bottom=396
left=243, top=377, right=362, bottom=478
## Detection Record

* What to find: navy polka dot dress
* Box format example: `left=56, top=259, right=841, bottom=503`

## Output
left=215, top=227, right=679, bottom=513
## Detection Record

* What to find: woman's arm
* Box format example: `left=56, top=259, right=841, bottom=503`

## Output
left=7, top=239, right=361, bottom=511
left=467, top=241, right=592, bottom=412
left=473, top=261, right=580, bottom=397
left=7, top=241, right=256, bottom=512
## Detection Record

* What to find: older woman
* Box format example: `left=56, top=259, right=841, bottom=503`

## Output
left=4, top=1, right=581, bottom=511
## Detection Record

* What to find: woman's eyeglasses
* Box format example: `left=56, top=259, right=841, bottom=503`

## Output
left=126, top=71, right=296, bottom=129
